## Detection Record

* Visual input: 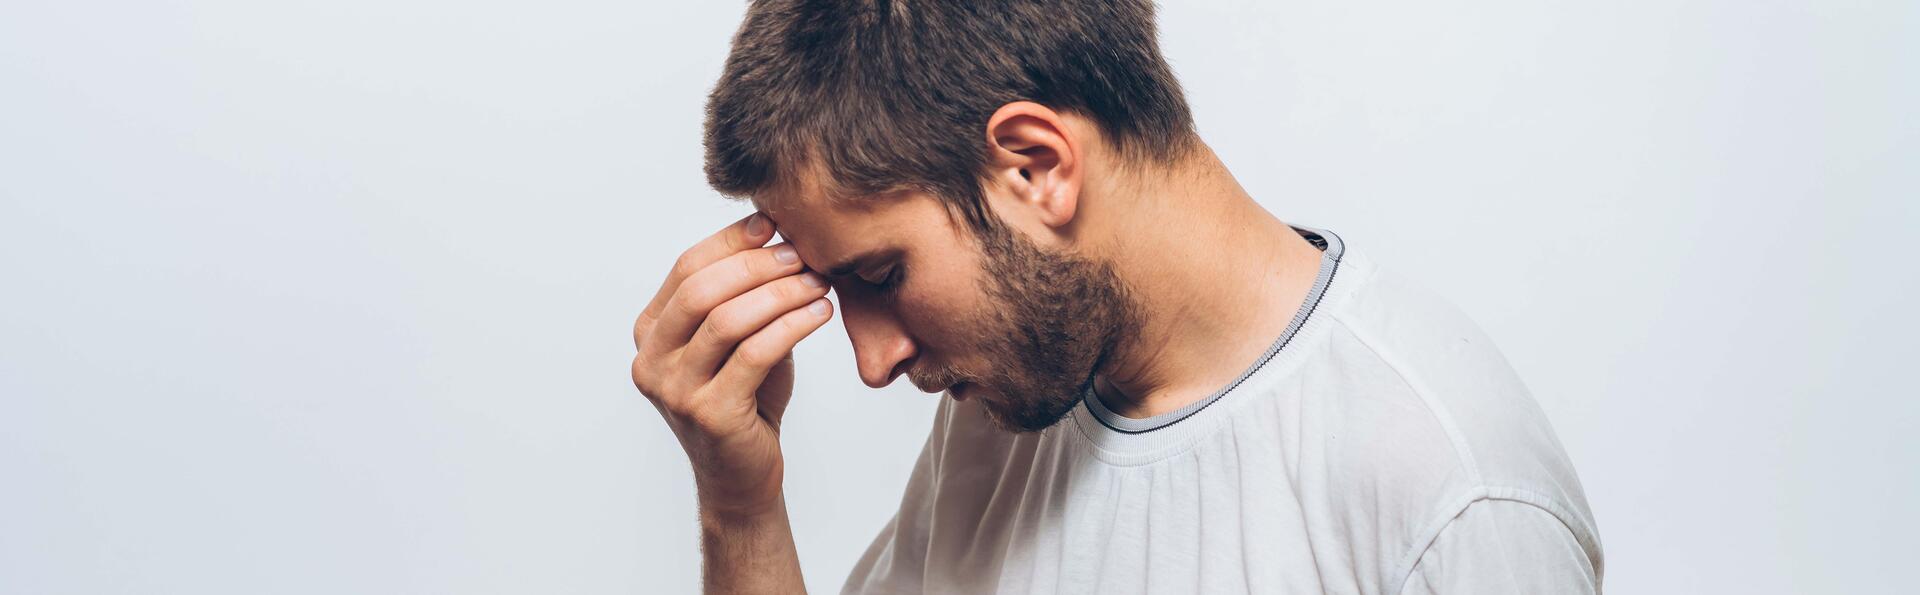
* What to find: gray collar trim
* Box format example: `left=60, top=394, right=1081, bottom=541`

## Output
left=1082, top=225, right=1345, bottom=435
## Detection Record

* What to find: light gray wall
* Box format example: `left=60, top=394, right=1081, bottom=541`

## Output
left=2, top=1, right=1913, bottom=593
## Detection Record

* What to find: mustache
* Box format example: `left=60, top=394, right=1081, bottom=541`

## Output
left=908, top=366, right=967, bottom=393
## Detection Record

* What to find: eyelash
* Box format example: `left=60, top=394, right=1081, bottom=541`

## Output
left=866, top=266, right=903, bottom=292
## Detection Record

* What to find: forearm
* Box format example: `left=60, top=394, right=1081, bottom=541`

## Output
left=699, top=496, right=806, bottom=594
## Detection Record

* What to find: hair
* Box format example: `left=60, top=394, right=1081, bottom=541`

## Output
left=703, top=0, right=1197, bottom=232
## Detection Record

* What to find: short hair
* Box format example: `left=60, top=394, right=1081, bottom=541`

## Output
left=703, top=0, right=1197, bottom=232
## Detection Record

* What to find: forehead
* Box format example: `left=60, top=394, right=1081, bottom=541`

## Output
left=756, top=188, right=963, bottom=271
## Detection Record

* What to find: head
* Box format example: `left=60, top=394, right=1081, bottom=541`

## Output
left=703, top=0, right=1197, bottom=431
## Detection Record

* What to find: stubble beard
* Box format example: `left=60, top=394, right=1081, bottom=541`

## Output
left=916, top=222, right=1144, bottom=433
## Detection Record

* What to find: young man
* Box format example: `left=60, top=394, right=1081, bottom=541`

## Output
left=631, top=1, right=1603, bottom=593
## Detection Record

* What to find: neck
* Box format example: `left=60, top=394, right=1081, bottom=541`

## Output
left=1087, top=147, right=1327, bottom=419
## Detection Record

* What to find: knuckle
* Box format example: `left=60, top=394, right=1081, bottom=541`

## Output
left=630, top=356, right=658, bottom=396
left=672, top=283, right=716, bottom=320
left=671, top=250, right=701, bottom=279
left=772, top=309, right=801, bottom=332
left=734, top=254, right=763, bottom=284
left=768, top=276, right=803, bottom=302
left=699, top=307, right=741, bottom=346
left=780, top=306, right=816, bottom=331
left=665, top=294, right=697, bottom=324
left=633, top=353, right=704, bottom=418
left=733, top=338, right=775, bottom=369
left=727, top=223, right=756, bottom=250
left=776, top=275, right=823, bottom=304
left=633, top=313, right=653, bottom=341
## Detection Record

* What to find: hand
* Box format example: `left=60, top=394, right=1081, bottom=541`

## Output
left=632, top=212, right=834, bottom=518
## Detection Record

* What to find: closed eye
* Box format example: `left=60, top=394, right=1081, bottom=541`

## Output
left=861, top=265, right=903, bottom=292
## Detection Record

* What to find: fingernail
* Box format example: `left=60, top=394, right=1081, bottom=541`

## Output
left=808, top=299, right=830, bottom=315
left=801, top=273, right=826, bottom=288
left=774, top=245, right=798, bottom=264
left=745, top=213, right=769, bottom=237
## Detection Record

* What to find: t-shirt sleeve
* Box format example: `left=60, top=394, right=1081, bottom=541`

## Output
left=1398, top=498, right=1601, bottom=595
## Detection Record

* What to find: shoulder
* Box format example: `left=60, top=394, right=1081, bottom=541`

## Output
left=1294, top=251, right=1604, bottom=590
left=1320, top=253, right=1580, bottom=487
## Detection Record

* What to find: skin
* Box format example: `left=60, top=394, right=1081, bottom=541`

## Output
left=631, top=102, right=1327, bottom=593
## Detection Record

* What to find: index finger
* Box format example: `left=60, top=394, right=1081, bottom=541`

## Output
left=642, top=212, right=776, bottom=324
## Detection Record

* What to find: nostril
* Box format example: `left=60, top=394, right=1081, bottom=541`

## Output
left=887, top=357, right=916, bottom=386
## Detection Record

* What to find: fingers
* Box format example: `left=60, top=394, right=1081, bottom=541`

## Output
left=712, top=298, right=834, bottom=396
left=641, top=212, right=775, bottom=326
left=645, top=242, right=808, bottom=356
left=682, top=271, right=831, bottom=375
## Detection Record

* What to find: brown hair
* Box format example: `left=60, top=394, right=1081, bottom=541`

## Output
left=703, top=0, right=1197, bottom=232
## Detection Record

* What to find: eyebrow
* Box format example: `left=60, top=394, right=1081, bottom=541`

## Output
left=820, top=247, right=898, bottom=278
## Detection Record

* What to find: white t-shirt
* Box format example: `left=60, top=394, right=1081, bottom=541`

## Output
left=841, top=228, right=1604, bottom=594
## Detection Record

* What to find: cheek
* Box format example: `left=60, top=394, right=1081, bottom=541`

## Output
left=896, top=273, right=993, bottom=356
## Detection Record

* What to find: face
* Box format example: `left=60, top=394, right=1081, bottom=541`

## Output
left=765, top=191, right=1141, bottom=432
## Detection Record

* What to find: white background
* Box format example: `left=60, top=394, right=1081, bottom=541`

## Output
left=3, top=1, right=1914, bottom=593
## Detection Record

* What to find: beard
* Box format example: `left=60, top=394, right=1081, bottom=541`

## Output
left=909, top=222, right=1144, bottom=433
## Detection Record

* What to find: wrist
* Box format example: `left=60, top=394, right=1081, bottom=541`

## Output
left=690, top=457, right=785, bottom=521
left=697, top=490, right=787, bottom=528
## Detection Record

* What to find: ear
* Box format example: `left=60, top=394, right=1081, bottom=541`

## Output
left=985, top=101, right=1082, bottom=230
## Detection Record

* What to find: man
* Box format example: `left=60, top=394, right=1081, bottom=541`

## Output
left=631, top=1, right=1603, bottom=593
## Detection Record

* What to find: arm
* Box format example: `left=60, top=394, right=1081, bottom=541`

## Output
left=632, top=212, right=833, bottom=594
left=700, top=497, right=804, bottom=594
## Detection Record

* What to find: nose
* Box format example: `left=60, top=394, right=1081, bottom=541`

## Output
left=840, top=297, right=917, bottom=388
